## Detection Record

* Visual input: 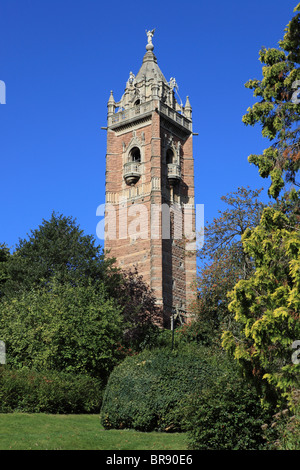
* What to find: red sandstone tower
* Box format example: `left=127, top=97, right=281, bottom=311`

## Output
left=104, top=30, right=196, bottom=325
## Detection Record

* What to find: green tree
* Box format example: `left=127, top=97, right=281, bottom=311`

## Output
left=222, top=207, right=300, bottom=404
left=0, top=243, right=10, bottom=296
left=0, top=279, right=123, bottom=382
left=191, top=187, right=264, bottom=344
left=0, top=213, right=160, bottom=352
left=222, top=4, right=300, bottom=407
left=242, top=4, right=300, bottom=198
left=1, top=212, right=116, bottom=298
left=116, top=267, right=160, bottom=351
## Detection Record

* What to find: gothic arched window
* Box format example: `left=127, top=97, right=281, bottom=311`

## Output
left=130, top=147, right=141, bottom=163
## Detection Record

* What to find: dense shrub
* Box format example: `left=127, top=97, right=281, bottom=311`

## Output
left=262, top=389, right=300, bottom=450
left=186, top=368, right=271, bottom=450
left=0, top=366, right=102, bottom=413
left=100, top=346, right=226, bottom=432
left=0, top=280, right=123, bottom=381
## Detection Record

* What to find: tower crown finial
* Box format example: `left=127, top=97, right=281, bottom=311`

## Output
left=145, top=28, right=155, bottom=51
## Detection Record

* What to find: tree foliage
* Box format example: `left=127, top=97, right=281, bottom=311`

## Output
left=222, top=206, right=300, bottom=403
left=116, top=266, right=161, bottom=350
left=222, top=4, right=300, bottom=407
left=100, top=346, right=228, bottom=433
left=0, top=279, right=124, bottom=381
left=186, top=367, right=270, bottom=450
left=1, top=212, right=115, bottom=298
left=192, top=187, right=265, bottom=343
left=242, top=4, right=300, bottom=198
left=0, top=367, right=101, bottom=413
left=0, top=212, right=160, bottom=353
left=0, top=243, right=10, bottom=294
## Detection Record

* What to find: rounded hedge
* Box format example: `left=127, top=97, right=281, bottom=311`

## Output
left=100, top=347, right=224, bottom=432
left=186, top=370, right=270, bottom=450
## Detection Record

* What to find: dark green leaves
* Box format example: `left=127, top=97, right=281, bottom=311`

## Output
left=242, top=7, right=300, bottom=197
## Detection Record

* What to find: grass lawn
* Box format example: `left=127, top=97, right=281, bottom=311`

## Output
left=0, top=413, right=189, bottom=450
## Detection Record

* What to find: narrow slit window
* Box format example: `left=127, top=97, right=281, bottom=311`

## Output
left=166, top=148, right=174, bottom=164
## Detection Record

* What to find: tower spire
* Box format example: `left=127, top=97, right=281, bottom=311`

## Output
left=135, top=29, right=167, bottom=85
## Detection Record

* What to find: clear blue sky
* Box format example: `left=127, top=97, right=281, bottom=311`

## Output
left=0, top=0, right=297, bottom=251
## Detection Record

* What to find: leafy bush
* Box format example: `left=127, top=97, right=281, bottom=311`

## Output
left=0, top=366, right=102, bottom=413
left=0, top=213, right=161, bottom=354
left=262, top=389, right=300, bottom=450
left=113, top=267, right=161, bottom=350
left=100, top=346, right=226, bottom=432
left=0, top=280, right=123, bottom=381
left=175, top=322, right=212, bottom=346
left=186, top=368, right=271, bottom=450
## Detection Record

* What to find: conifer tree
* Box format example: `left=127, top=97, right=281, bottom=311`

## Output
left=222, top=4, right=300, bottom=407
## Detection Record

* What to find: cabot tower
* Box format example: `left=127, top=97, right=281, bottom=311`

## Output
left=104, top=30, right=196, bottom=325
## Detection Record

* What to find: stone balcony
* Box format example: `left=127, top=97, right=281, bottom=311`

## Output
left=167, top=163, right=181, bottom=185
left=124, top=161, right=141, bottom=186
